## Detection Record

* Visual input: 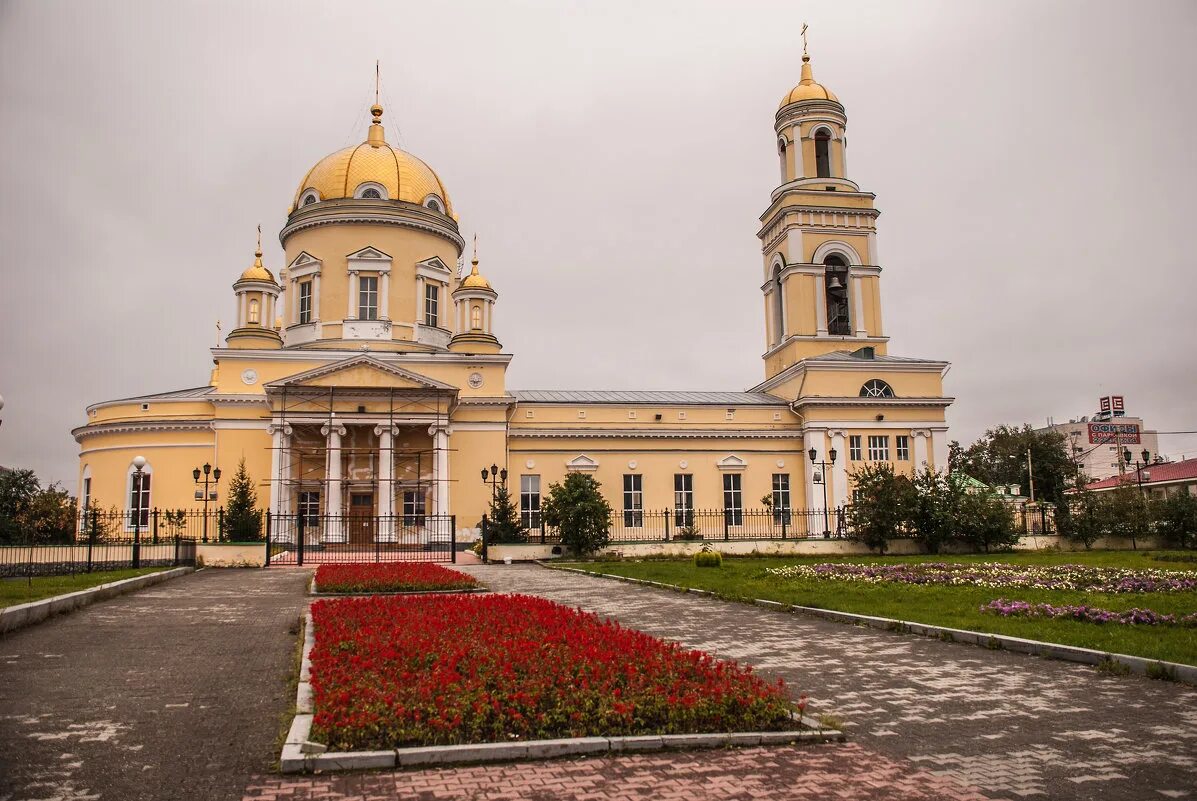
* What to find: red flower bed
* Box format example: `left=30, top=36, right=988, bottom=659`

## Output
left=309, top=594, right=795, bottom=750
left=314, top=563, right=479, bottom=594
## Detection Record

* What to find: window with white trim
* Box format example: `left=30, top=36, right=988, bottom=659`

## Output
left=127, top=467, right=151, bottom=528
left=358, top=275, right=379, bottom=321
left=424, top=196, right=444, bottom=213
left=470, top=304, right=482, bottom=330
left=868, top=435, right=890, bottom=461
left=860, top=379, right=895, bottom=398
left=849, top=435, right=862, bottom=461
left=622, top=474, right=643, bottom=527
left=815, top=128, right=832, bottom=178
left=300, top=190, right=319, bottom=206
left=298, top=280, right=313, bottom=324
left=674, top=474, right=693, bottom=526
left=81, top=476, right=91, bottom=512
left=520, top=475, right=541, bottom=530
left=896, top=435, right=910, bottom=461
left=248, top=297, right=260, bottom=324
left=772, top=473, right=791, bottom=525
left=424, top=283, right=439, bottom=327
left=360, top=187, right=381, bottom=199
left=723, top=473, right=743, bottom=526
left=403, top=490, right=426, bottom=526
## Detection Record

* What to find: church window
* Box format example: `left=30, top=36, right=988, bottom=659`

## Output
left=358, top=276, right=379, bottom=320
left=361, top=188, right=382, bottom=199
left=424, top=283, right=439, bottom=327
left=860, top=379, right=895, bottom=398
left=520, top=475, right=541, bottom=529
left=824, top=255, right=851, bottom=335
left=127, top=463, right=151, bottom=528
left=723, top=473, right=743, bottom=526
left=770, top=264, right=785, bottom=345
left=849, top=435, right=862, bottom=461
left=778, top=137, right=788, bottom=182
left=298, top=281, right=313, bottom=324
left=470, top=304, right=482, bottom=330
left=868, top=435, right=890, bottom=461
left=622, top=474, right=643, bottom=528
left=424, top=196, right=444, bottom=213
left=674, top=474, right=693, bottom=526
left=815, top=128, right=832, bottom=178
left=772, top=474, right=791, bottom=525
left=299, top=190, right=319, bottom=206
left=248, top=298, right=260, bottom=324
left=896, top=435, right=911, bottom=460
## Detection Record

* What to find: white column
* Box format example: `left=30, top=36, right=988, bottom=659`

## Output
left=484, top=299, right=492, bottom=333
left=375, top=424, right=396, bottom=542
left=269, top=424, right=284, bottom=518
left=312, top=273, right=321, bottom=320
left=238, top=291, right=247, bottom=327
left=322, top=422, right=346, bottom=542
left=814, top=274, right=828, bottom=336
left=931, top=429, right=950, bottom=473
left=380, top=271, right=390, bottom=320
left=852, top=274, right=867, bottom=337
left=290, top=280, right=297, bottom=325
left=829, top=430, right=849, bottom=507
left=346, top=271, right=358, bottom=319
left=431, top=425, right=451, bottom=517
left=913, top=430, right=930, bottom=471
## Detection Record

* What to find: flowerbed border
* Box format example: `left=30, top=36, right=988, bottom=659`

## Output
left=280, top=609, right=844, bottom=774
left=545, top=564, right=1197, bottom=685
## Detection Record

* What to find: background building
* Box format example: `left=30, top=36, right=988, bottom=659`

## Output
left=1037, top=396, right=1160, bottom=482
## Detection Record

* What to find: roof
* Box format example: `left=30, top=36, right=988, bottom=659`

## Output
left=778, top=55, right=839, bottom=108
left=100, top=386, right=215, bottom=404
left=1085, top=457, right=1197, bottom=490
left=513, top=390, right=788, bottom=406
left=804, top=351, right=944, bottom=364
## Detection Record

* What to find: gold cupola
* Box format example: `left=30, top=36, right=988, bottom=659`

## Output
left=228, top=231, right=283, bottom=350
left=291, top=103, right=454, bottom=216
left=450, top=241, right=501, bottom=354
left=778, top=54, right=839, bottom=108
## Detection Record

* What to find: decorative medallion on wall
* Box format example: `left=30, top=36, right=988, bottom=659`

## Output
left=525, top=459, right=535, bottom=469
left=240, top=369, right=258, bottom=386
left=679, top=460, right=688, bottom=469
left=628, top=460, right=637, bottom=470
left=468, top=372, right=484, bottom=388
left=777, top=459, right=785, bottom=468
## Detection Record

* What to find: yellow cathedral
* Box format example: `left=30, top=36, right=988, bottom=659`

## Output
left=72, top=52, right=953, bottom=546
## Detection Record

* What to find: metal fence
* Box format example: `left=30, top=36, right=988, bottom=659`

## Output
left=266, top=512, right=457, bottom=566
left=508, top=507, right=852, bottom=545
left=74, top=507, right=263, bottom=544
left=0, top=536, right=197, bottom=578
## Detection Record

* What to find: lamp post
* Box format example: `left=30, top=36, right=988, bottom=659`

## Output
left=192, top=462, right=222, bottom=542
left=1123, top=448, right=1152, bottom=551
left=131, top=455, right=146, bottom=568
left=480, top=463, right=508, bottom=503
left=808, top=447, right=838, bottom=539
left=0, top=393, right=5, bottom=428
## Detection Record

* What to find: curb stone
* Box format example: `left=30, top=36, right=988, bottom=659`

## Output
left=281, top=605, right=844, bottom=774
left=0, top=567, right=194, bottom=635
left=543, top=563, right=1197, bottom=685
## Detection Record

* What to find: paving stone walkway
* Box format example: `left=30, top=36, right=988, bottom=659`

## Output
left=0, top=568, right=310, bottom=801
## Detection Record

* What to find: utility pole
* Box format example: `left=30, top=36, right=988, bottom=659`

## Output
left=1026, top=449, right=1036, bottom=504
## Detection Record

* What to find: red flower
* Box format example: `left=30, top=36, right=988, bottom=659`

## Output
left=315, top=563, right=479, bottom=594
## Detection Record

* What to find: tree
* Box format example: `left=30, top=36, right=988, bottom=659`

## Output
left=483, top=482, right=527, bottom=544
left=950, top=424, right=1077, bottom=503
left=0, top=469, right=77, bottom=545
left=223, top=458, right=263, bottom=542
left=1153, top=492, right=1197, bottom=549
left=956, top=491, right=1019, bottom=553
left=541, top=473, right=613, bottom=556
left=1057, top=489, right=1105, bottom=549
left=0, top=469, right=40, bottom=544
left=909, top=470, right=965, bottom=554
left=846, top=463, right=916, bottom=554
left=1102, top=485, right=1150, bottom=549
left=23, top=483, right=78, bottom=544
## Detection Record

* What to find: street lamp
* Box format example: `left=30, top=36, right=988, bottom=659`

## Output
left=131, top=455, right=146, bottom=568
left=480, top=463, right=508, bottom=502
left=192, top=462, right=222, bottom=542
left=1123, top=448, right=1153, bottom=551
left=808, top=447, right=838, bottom=539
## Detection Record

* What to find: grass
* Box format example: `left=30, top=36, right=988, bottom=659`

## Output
left=560, top=550, right=1197, bottom=666
left=0, top=568, right=164, bottom=608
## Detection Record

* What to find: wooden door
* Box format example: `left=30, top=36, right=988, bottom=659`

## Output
left=348, top=492, right=375, bottom=545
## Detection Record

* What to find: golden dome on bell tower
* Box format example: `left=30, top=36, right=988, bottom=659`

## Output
left=778, top=54, right=839, bottom=108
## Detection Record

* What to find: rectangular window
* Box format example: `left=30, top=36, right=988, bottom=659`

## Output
left=358, top=275, right=379, bottom=321
left=82, top=477, right=91, bottom=511
left=403, top=491, right=426, bottom=526
left=849, top=435, right=862, bottom=461
left=723, top=473, right=743, bottom=526
left=896, top=435, right=910, bottom=461
left=127, top=472, right=151, bottom=528
left=623, top=474, right=643, bottom=527
left=520, top=475, right=541, bottom=530
left=298, top=280, right=313, bottom=324
left=298, top=491, right=320, bottom=527
left=868, top=435, right=890, bottom=461
left=673, top=474, right=693, bottom=526
left=424, top=283, right=439, bottom=327
left=771, top=473, right=791, bottom=525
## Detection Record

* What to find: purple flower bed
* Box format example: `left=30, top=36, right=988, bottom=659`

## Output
left=982, top=598, right=1197, bottom=627
left=764, top=561, right=1197, bottom=593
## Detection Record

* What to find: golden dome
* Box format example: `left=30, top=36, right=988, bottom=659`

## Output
left=292, top=104, right=453, bottom=215
left=239, top=249, right=275, bottom=283
left=778, top=55, right=839, bottom=108
left=459, top=256, right=492, bottom=290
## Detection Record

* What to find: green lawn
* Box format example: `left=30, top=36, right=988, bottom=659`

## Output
left=0, top=568, right=164, bottom=608
left=560, top=550, right=1197, bottom=666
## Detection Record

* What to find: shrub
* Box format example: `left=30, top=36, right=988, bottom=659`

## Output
left=481, top=482, right=527, bottom=544
left=846, top=463, right=916, bottom=554
left=541, top=473, right=613, bottom=556
left=694, top=547, right=722, bottom=568
left=223, top=457, right=263, bottom=542
left=956, top=491, right=1019, bottom=552
left=1153, top=492, right=1197, bottom=549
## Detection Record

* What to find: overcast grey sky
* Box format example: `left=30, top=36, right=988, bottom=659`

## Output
left=1, top=0, right=1195, bottom=489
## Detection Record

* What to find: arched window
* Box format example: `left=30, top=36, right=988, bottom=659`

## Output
left=354, top=182, right=387, bottom=200
left=299, top=190, right=319, bottom=206
left=470, top=304, right=482, bottom=330
left=424, top=196, right=444, bottom=213
left=770, top=264, right=785, bottom=346
left=814, top=128, right=832, bottom=178
left=860, top=379, right=895, bottom=398
left=248, top=298, right=260, bottom=324
left=360, top=187, right=382, bottom=199
left=777, top=138, right=788, bottom=182
left=823, top=254, right=851, bottom=335
left=126, top=461, right=152, bottom=529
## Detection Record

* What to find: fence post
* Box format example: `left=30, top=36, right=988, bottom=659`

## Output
left=132, top=512, right=142, bottom=570
left=480, top=514, right=488, bottom=564
left=173, top=531, right=180, bottom=566
left=375, top=518, right=381, bottom=563
left=264, top=510, right=272, bottom=567
left=664, top=509, right=671, bottom=542
left=723, top=509, right=730, bottom=541
left=297, top=512, right=305, bottom=567
left=87, top=508, right=97, bottom=573
left=451, top=515, right=457, bottom=564
left=781, top=508, right=788, bottom=539
left=152, top=508, right=160, bottom=545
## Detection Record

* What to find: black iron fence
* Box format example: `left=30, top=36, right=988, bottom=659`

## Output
left=0, top=535, right=196, bottom=578
left=266, top=512, right=457, bottom=566
left=71, top=507, right=263, bottom=544
left=1017, top=504, right=1056, bottom=535
left=506, top=507, right=853, bottom=545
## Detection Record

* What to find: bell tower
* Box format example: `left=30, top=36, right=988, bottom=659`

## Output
left=760, top=41, right=888, bottom=381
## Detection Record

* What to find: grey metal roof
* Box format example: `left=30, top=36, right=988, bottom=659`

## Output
left=512, top=390, right=788, bottom=406
left=804, top=351, right=945, bottom=364
left=100, top=386, right=215, bottom=404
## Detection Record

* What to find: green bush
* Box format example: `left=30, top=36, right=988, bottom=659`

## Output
left=1152, top=492, right=1197, bottom=549
left=541, top=473, right=612, bottom=556
left=694, top=549, right=723, bottom=568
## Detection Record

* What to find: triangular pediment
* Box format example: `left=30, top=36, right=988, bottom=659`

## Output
left=265, top=356, right=457, bottom=392
left=347, top=246, right=391, bottom=260
left=416, top=256, right=453, bottom=275
left=565, top=454, right=599, bottom=472
left=288, top=251, right=320, bottom=269
left=716, top=454, right=747, bottom=471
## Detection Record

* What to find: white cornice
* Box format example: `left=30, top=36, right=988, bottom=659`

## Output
left=73, top=419, right=215, bottom=442
left=211, top=347, right=512, bottom=365
left=758, top=336, right=890, bottom=364
left=507, top=428, right=802, bottom=440
left=280, top=201, right=465, bottom=252
left=791, top=396, right=955, bottom=409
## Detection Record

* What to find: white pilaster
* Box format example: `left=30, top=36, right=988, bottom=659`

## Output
left=346, top=270, right=358, bottom=319
left=930, top=429, right=950, bottom=473
left=814, top=274, right=828, bottom=336
left=852, top=274, right=867, bottom=337
left=829, top=430, right=849, bottom=507
left=415, top=276, right=424, bottom=327
left=322, top=422, right=346, bottom=542
left=380, top=271, right=390, bottom=320
left=913, top=430, right=930, bottom=471
left=431, top=425, right=451, bottom=517
left=375, top=424, right=397, bottom=542
left=239, top=292, right=247, bottom=327
left=312, top=273, right=321, bottom=321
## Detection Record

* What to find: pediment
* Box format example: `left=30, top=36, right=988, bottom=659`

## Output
left=288, top=251, right=320, bottom=269
left=716, top=454, right=747, bottom=471
left=265, top=356, right=457, bottom=392
left=416, top=256, right=453, bottom=275
left=565, top=454, right=599, bottom=472
left=347, top=246, right=391, bottom=261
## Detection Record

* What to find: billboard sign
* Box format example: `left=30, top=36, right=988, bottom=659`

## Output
left=1088, top=421, right=1140, bottom=444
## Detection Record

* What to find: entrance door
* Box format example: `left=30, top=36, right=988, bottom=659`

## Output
left=348, top=492, right=375, bottom=545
